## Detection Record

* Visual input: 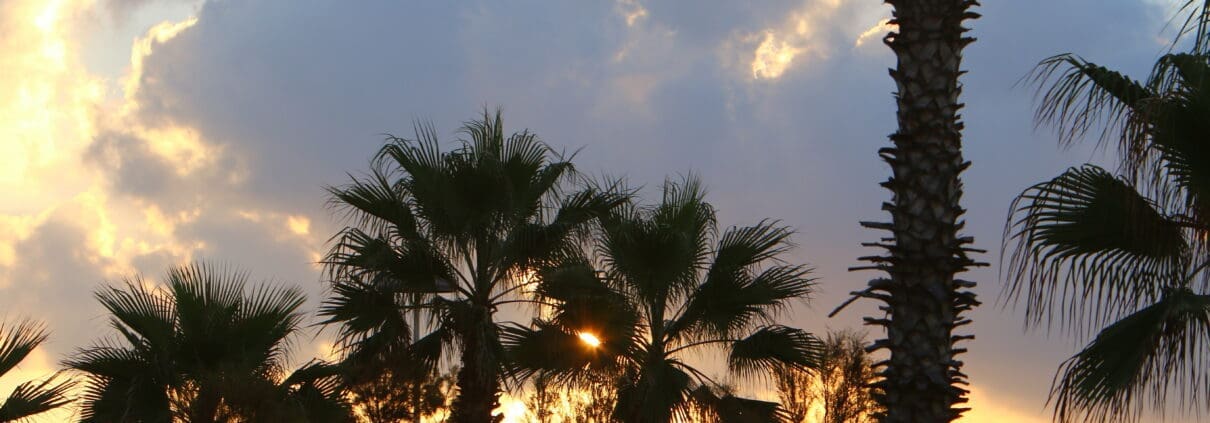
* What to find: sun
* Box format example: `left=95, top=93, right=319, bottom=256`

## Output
left=578, top=331, right=602, bottom=348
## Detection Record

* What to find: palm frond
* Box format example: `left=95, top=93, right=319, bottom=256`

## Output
left=1004, top=165, right=1190, bottom=335
left=664, top=222, right=811, bottom=342
left=319, top=276, right=414, bottom=357
left=494, top=188, right=628, bottom=278
left=0, top=319, right=47, bottom=379
left=1029, top=54, right=1152, bottom=159
left=1135, top=53, right=1210, bottom=223
left=325, top=228, right=459, bottom=294
left=1050, top=289, right=1210, bottom=423
left=94, top=278, right=175, bottom=352
left=728, top=325, right=824, bottom=380
left=326, top=167, right=421, bottom=238
left=1173, top=0, right=1210, bottom=54
left=70, top=346, right=171, bottom=423
left=501, top=321, right=609, bottom=383
left=0, top=374, right=75, bottom=422
left=669, top=261, right=813, bottom=342
left=533, top=261, right=639, bottom=356
left=690, top=385, right=792, bottom=423
left=279, top=362, right=356, bottom=423
left=599, top=176, right=717, bottom=307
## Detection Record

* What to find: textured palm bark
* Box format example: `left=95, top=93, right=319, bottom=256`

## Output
left=449, top=306, right=503, bottom=423
left=857, top=1, right=981, bottom=422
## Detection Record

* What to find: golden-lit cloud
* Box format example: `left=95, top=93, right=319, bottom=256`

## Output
left=0, top=0, right=253, bottom=323
left=746, top=0, right=842, bottom=80
left=0, top=0, right=104, bottom=208
left=736, top=0, right=894, bottom=81
left=616, top=0, right=648, bottom=27
left=124, top=16, right=198, bottom=107
left=855, top=18, right=894, bottom=47
left=752, top=31, right=805, bottom=79
left=287, top=215, right=312, bottom=236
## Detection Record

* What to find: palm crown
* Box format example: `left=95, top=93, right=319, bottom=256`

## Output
left=504, top=176, right=821, bottom=423
left=1006, top=8, right=1210, bottom=421
left=321, top=110, right=625, bottom=422
left=66, top=263, right=352, bottom=422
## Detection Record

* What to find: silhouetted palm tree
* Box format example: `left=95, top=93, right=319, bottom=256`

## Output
left=322, top=110, right=624, bottom=422
left=66, top=263, right=352, bottom=422
left=0, top=319, right=74, bottom=421
left=503, top=176, right=821, bottom=423
left=835, top=0, right=982, bottom=421
left=1006, top=3, right=1210, bottom=421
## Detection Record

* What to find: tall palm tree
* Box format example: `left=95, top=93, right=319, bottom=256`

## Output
left=1005, top=3, right=1210, bottom=421
left=322, top=110, right=625, bottom=422
left=834, top=0, right=982, bottom=421
left=0, top=319, right=74, bottom=421
left=502, top=176, right=821, bottom=423
left=66, top=263, right=353, bottom=422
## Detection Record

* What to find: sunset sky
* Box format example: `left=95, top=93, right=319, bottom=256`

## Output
left=0, top=0, right=1198, bottom=422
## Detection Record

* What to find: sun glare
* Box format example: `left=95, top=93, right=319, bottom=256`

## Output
left=578, top=332, right=602, bottom=348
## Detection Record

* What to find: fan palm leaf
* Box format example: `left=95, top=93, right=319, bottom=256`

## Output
left=0, top=320, right=74, bottom=422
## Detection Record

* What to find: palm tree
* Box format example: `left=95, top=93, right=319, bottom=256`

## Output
left=66, top=263, right=353, bottom=422
left=502, top=176, right=821, bottom=423
left=322, top=110, right=625, bottom=422
left=0, top=319, right=74, bottom=421
left=832, top=0, right=982, bottom=421
left=1005, top=3, right=1210, bottom=421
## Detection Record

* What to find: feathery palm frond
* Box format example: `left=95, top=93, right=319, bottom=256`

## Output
left=0, top=320, right=47, bottom=379
left=0, top=375, right=76, bottom=422
left=1050, top=289, right=1210, bottom=423
left=0, top=320, right=74, bottom=422
left=1005, top=165, right=1190, bottom=335
left=728, top=325, right=825, bottom=379
left=691, top=384, right=792, bottom=423
left=1013, top=7, right=1210, bottom=420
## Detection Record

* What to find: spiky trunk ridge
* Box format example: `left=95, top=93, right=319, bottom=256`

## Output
left=856, top=1, right=981, bottom=421
left=449, top=305, right=502, bottom=423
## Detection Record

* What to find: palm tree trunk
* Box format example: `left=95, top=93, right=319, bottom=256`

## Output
left=448, top=305, right=502, bottom=423
left=859, top=1, right=980, bottom=421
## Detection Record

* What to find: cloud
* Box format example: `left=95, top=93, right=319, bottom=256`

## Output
left=855, top=18, right=893, bottom=47
left=712, top=0, right=892, bottom=81
left=0, top=0, right=105, bottom=213
left=0, top=0, right=325, bottom=369
left=0, top=0, right=1202, bottom=422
